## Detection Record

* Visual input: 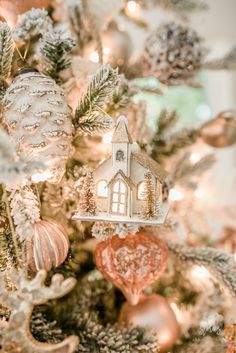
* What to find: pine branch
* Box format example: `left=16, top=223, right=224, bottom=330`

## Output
left=204, top=45, right=236, bottom=70
left=74, top=64, right=119, bottom=128
left=172, top=152, right=215, bottom=187
left=166, top=241, right=236, bottom=298
left=0, top=22, right=14, bottom=79
left=10, top=185, right=40, bottom=240
left=151, top=110, right=198, bottom=162
left=40, top=30, right=75, bottom=81
left=76, top=112, right=113, bottom=135
left=13, top=8, right=53, bottom=43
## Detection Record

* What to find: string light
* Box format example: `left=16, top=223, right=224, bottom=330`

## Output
left=126, top=1, right=140, bottom=15
left=169, top=188, right=184, bottom=201
left=89, top=51, right=99, bottom=63
left=190, top=152, right=201, bottom=163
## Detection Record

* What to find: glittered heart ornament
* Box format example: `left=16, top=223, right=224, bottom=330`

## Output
left=95, top=232, right=168, bottom=305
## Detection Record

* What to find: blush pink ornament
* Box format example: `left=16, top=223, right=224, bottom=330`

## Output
left=119, top=294, right=179, bottom=353
left=27, top=219, right=69, bottom=272
left=95, top=232, right=168, bottom=305
left=0, top=0, right=50, bottom=27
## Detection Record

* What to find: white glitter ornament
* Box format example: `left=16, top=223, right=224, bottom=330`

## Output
left=144, top=22, right=204, bottom=85
left=3, top=68, right=72, bottom=183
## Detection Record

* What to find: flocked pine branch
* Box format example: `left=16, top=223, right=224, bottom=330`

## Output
left=40, top=30, right=75, bottom=81
left=166, top=241, right=236, bottom=298
left=0, top=22, right=14, bottom=79
left=74, top=64, right=119, bottom=131
left=13, top=8, right=53, bottom=44
left=75, top=112, right=113, bottom=135
left=10, top=185, right=40, bottom=240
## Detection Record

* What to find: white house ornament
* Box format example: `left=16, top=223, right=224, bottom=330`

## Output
left=73, top=116, right=170, bottom=225
left=3, top=68, right=72, bottom=183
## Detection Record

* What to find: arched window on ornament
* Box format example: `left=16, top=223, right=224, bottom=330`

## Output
left=137, top=181, right=145, bottom=200
left=116, top=150, right=125, bottom=161
left=97, top=180, right=108, bottom=198
left=111, top=179, right=127, bottom=215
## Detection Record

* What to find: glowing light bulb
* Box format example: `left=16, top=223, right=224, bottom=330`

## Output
left=126, top=0, right=140, bottom=14
left=89, top=51, right=99, bottom=63
left=191, top=266, right=210, bottom=279
left=169, top=188, right=184, bottom=201
left=190, top=152, right=201, bottom=163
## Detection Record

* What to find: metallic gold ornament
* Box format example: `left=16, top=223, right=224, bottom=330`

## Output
left=27, top=219, right=69, bottom=272
left=95, top=232, right=168, bottom=305
left=200, top=111, right=236, bottom=148
left=0, top=0, right=50, bottom=26
left=0, top=269, right=78, bottom=353
left=224, top=324, right=236, bottom=353
left=85, top=22, right=132, bottom=70
left=119, top=294, right=179, bottom=353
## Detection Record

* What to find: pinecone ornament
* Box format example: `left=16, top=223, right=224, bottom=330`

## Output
left=144, top=22, right=204, bottom=85
left=3, top=68, right=72, bottom=183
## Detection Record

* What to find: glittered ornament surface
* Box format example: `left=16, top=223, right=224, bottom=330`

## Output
left=27, top=219, right=69, bottom=272
left=200, top=111, right=236, bottom=148
left=95, top=232, right=168, bottom=305
left=3, top=70, right=72, bottom=183
left=119, top=294, right=179, bottom=353
left=144, top=22, right=203, bottom=85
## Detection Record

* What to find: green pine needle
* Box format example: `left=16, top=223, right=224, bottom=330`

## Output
left=74, top=64, right=119, bottom=130
left=41, top=30, right=75, bottom=80
left=76, top=113, right=113, bottom=135
left=0, top=22, right=14, bottom=79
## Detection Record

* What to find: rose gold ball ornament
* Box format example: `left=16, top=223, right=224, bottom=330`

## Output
left=27, top=219, right=69, bottom=272
left=95, top=232, right=169, bottom=305
left=200, top=111, right=236, bottom=148
left=224, top=324, right=236, bottom=353
left=0, top=0, right=50, bottom=27
left=119, top=294, right=180, bottom=353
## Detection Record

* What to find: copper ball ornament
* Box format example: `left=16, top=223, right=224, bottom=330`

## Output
left=0, top=0, right=50, bottom=26
left=119, top=294, right=179, bottom=353
left=224, top=324, right=236, bottom=353
left=95, top=232, right=169, bottom=305
left=27, top=219, right=69, bottom=272
left=200, top=111, right=236, bottom=148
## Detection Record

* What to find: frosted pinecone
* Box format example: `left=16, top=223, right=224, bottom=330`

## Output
left=144, top=22, right=204, bottom=85
left=3, top=68, right=72, bottom=183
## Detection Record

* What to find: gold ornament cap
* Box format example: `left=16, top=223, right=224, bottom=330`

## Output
left=224, top=324, right=236, bottom=342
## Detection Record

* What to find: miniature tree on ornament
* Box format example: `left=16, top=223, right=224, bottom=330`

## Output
left=141, top=171, right=161, bottom=220
left=78, top=169, right=97, bottom=215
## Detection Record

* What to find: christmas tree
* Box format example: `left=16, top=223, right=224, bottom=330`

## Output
left=0, top=1, right=235, bottom=352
